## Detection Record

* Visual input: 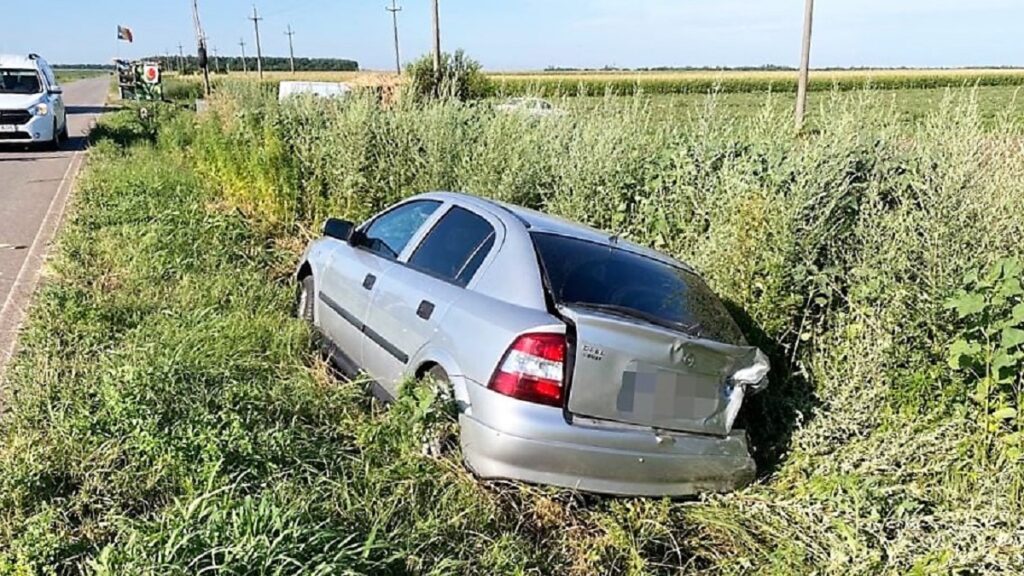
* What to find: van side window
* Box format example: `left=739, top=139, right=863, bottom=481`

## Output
left=408, top=206, right=496, bottom=286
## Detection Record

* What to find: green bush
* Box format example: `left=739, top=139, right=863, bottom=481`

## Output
left=405, top=50, right=492, bottom=101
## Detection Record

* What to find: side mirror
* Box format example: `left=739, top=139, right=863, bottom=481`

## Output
left=48, top=86, right=63, bottom=95
left=323, top=218, right=355, bottom=242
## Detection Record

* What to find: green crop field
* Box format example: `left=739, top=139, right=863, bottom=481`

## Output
left=3, top=78, right=1024, bottom=573
left=54, top=68, right=109, bottom=83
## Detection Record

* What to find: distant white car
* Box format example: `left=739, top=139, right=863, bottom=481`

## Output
left=0, top=54, right=68, bottom=149
left=278, top=81, right=352, bottom=102
left=495, top=97, right=564, bottom=117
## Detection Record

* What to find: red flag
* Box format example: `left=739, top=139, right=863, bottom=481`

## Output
left=117, top=26, right=134, bottom=43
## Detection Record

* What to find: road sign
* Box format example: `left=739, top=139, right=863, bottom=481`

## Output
left=143, top=64, right=160, bottom=84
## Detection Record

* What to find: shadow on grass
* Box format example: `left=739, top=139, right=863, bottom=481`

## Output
left=726, top=300, right=819, bottom=478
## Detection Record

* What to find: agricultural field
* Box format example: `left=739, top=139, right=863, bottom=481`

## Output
left=54, top=68, right=110, bottom=83
left=490, top=67, right=1024, bottom=95
left=2, top=76, right=1024, bottom=574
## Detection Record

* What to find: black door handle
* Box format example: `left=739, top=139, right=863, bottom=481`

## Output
left=417, top=300, right=435, bottom=320
left=362, top=274, right=377, bottom=290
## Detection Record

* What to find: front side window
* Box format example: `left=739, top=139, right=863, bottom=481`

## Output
left=532, top=233, right=746, bottom=346
left=360, top=200, right=441, bottom=260
left=408, top=206, right=496, bottom=286
left=0, top=69, right=42, bottom=95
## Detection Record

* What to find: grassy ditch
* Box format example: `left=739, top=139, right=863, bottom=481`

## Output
left=1, top=83, right=1024, bottom=574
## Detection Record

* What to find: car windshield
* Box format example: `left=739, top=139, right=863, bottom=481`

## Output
left=0, top=69, right=42, bottom=95
left=532, top=233, right=746, bottom=346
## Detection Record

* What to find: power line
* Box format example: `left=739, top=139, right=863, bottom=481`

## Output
left=795, top=0, right=814, bottom=130
left=249, top=4, right=265, bottom=80
left=386, top=0, right=402, bottom=75
left=285, top=25, right=296, bottom=74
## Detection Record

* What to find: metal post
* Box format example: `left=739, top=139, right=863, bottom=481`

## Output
left=387, top=0, right=402, bottom=75
left=795, top=0, right=815, bottom=130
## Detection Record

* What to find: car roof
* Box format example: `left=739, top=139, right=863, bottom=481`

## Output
left=414, top=191, right=695, bottom=273
left=0, top=55, right=42, bottom=70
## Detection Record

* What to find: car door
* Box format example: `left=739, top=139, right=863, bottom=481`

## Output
left=39, top=64, right=63, bottom=122
left=362, top=204, right=502, bottom=392
left=317, top=199, right=442, bottom=369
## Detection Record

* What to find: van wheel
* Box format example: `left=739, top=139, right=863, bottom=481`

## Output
left=297, top=275, right=315, bottom=322
left=47, top=119, right=61, bottom=151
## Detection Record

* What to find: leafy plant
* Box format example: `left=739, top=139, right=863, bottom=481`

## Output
left=405, top=49, right=492, bottom=101
left=946, top=257, right=1024, bottom=454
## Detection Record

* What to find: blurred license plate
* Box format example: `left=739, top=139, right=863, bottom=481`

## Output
left=0, top=125, right=16, bottom=133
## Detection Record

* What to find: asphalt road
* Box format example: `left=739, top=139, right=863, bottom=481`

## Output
left=0, top=75, right=111, bottom=373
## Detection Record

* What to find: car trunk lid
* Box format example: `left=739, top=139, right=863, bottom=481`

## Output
left=562, top=306, right=768, bottom=437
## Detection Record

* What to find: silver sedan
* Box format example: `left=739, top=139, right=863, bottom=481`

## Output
left=296, top=192, right=770, bottom=496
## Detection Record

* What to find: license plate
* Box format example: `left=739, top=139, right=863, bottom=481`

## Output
left=0, top=125, right=16, bottom=133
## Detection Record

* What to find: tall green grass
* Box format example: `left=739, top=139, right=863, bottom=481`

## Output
left=1, top=83, right=1023, bottom=574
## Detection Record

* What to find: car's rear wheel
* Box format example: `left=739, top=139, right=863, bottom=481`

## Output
left=297, top=275, right=315, bottom=323
left=420, top=365, right=458, bottom=457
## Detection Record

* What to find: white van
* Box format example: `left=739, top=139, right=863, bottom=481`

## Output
left=0, top=54, right=68, bottom=149
left=278, top=81, right=352, bottom=102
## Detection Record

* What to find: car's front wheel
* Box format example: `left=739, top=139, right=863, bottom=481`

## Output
left=297, top=275, right=315, bottom=323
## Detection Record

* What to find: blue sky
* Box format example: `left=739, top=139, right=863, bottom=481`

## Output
left=2, top=0, right=1023, bottom=70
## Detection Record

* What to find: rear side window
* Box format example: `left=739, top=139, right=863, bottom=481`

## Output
left=532, top=233, right=746, bottom=346
left=361, top=200, right=441, bottom=260
left=409, top=206, right=496, bottom=286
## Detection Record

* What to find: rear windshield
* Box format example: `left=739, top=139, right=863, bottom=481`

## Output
left=532, top=233, right=746, bottom=346
left=0, top=69, right=42, bottom=94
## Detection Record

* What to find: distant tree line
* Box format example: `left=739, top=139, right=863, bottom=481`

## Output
left=543, top=64, right=1024, bottom=72
left=148, top=55, right=359, bottom=73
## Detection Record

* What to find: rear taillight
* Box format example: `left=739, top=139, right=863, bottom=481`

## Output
left=488, top=333, right=566, bottom=407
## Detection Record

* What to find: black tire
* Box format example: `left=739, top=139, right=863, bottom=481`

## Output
left=297, top=275, right=315, bottom=322
left=59, top=115, right=69, bottom=141
left=47, top=118, right=61, bottom=151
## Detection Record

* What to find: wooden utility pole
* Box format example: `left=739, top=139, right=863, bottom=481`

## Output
left=212, top=47, right=221, bottom=73
left=386, top=0, right=402, bottom=75
left=285, top=25, right=296, bottom=74
left=249, top=5, right=264, bottom=79
left=239, top=39, right=249, bottom=73
left=191, top=0, right=211, bottom=95
left=795, top=0, right=815, bottom=130
left=177, top=43, right=185, bottom=74
left=431, top=0, right=441, bottom=78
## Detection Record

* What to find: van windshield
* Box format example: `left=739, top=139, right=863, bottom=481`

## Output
left=532, top=233, right=747, bottom=346
left=0, top=69, right=42, bottom=95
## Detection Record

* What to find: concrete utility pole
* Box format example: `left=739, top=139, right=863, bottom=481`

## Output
left=177, top=43, right=185, bottom=74
left=387, top=0, right=402, bottom=75
left=795, top=0, right=815, bottom=130
left=213, top=47, right=221, bottom=73
left=431, top=0, right=441, bottom=78
left=285, top=25, right=296, bottom=74
left=249, top=5, right=264, bottom=79
left=239, top=39, right=249, bottom=73
left=191, top=0, right=211, bottom=95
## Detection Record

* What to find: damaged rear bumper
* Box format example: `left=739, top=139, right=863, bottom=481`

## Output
left=460, top=387, right=756, bottom=497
